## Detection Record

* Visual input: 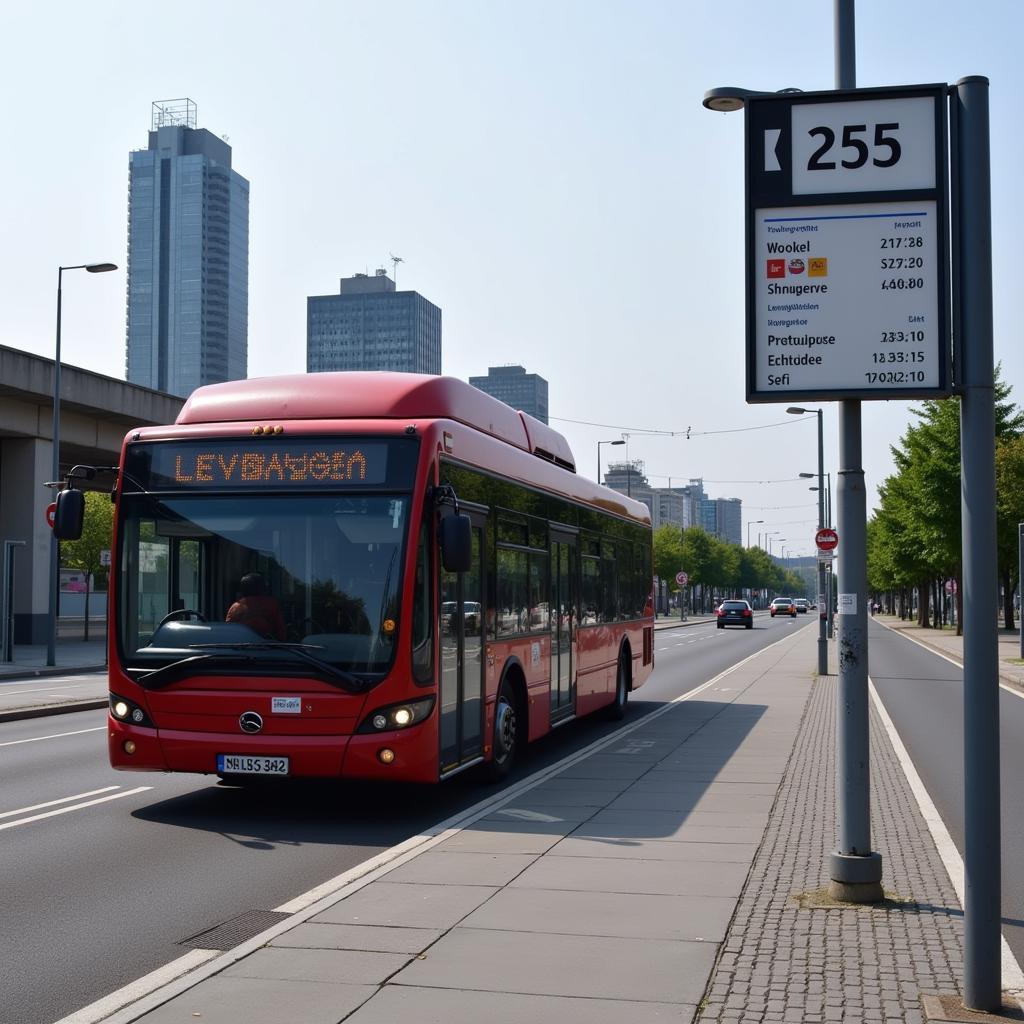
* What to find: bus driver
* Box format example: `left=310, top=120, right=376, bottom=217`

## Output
left=225, top=573, right=287, bottom=641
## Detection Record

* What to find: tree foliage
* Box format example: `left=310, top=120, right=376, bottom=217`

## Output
left=867, top=367, right=1024, bottom=629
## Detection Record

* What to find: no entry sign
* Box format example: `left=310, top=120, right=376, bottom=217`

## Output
left=815, top=528, right=839, bottom=551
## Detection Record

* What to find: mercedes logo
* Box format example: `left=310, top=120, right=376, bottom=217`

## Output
left=239, top=711, right=263, bottom=734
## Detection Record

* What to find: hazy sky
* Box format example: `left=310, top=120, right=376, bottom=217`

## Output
left=2, top=0, right=1020, bottom=559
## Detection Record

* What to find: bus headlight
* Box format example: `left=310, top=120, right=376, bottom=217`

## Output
left=358, top=696, right=435, bottom=733
left=109, top=693, right=154, bottom=728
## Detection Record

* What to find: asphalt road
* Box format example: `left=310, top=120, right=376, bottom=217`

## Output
left=868, top=619, right=1024, bottom=971
left=0, top=613, right=811, bottom=1024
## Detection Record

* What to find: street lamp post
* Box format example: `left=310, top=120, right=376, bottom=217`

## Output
left=47, top=262, right=117, bottom=667
left=748, top=519, right=763, bottom=548
left=790, top=406, right=828, bottom=676
left=596, top=439, right=625, bottom=485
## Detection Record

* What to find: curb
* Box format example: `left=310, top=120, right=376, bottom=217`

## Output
left=0, top=663, right=106, bottom=682
left=0, top=698, right=108, bottom=724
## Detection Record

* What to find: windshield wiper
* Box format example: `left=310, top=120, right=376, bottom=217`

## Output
left=187, top=642, right=368, bottom=692
left=136, top=643, right=368, bottom=692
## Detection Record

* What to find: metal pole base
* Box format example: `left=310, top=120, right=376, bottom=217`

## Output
left=828, top=850, right=883, bottom=903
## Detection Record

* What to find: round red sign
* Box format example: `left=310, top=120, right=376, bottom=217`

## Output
left=815, top=528, right=839, bottom=551
left=46, top=502, right=57, bottom=529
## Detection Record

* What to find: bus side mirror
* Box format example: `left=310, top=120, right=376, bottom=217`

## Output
left=53, top=488, right=85, bottom=541
left=440, top=514, right=472, bottom=573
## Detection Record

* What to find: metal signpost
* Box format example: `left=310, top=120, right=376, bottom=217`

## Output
left=676, top=571, right=688, bottom=620
left=743, top=81, right=951, bottom=907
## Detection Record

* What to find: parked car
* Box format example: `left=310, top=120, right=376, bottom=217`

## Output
left=770, top=597, right=797, bottom=618
left=794, top=598, right=809, bottom=614
left=717, top=599, right=753, bottom=629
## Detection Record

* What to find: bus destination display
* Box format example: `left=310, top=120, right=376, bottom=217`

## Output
left=126, top=439, right=396, bottom=490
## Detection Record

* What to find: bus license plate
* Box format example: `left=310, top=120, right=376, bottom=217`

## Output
left=217, top=754, right=289, bottom=776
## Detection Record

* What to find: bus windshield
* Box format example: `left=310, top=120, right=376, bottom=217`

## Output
left=118, top=493, right=410, bottom=674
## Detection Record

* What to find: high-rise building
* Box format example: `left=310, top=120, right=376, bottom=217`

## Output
left=307, top=270, right=441, bottom=374
left=126, top=99, right=249, bottom=398
left=469, top=365, right=549, bottom=424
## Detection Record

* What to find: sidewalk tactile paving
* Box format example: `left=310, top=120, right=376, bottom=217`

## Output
left=695, top=672, right=965, bottom=1024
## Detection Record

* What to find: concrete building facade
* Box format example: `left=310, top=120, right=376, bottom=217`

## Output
left=0, top=346, right=183, bottom=643
left=126, top=99, right=249, bottom=398
left=469, top=365, right=549, bottom=424
left=307, top=270, right=441, bottom=374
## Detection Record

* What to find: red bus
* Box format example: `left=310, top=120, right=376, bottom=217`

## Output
left=56, top=373, right=654, bottom=783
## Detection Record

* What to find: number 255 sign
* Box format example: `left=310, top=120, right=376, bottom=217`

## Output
left=744, top=84, right=950, bottom=403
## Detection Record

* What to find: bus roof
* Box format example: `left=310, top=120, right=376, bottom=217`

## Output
left=177, top=372, right=577, bottom=471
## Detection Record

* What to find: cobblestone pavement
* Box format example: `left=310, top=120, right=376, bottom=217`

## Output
left=697, top=674, right=964, bottom=1024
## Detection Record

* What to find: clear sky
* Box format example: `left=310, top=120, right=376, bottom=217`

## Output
left=2, top=0, right=1020, bottom=559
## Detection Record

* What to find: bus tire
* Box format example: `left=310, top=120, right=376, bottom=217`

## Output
left=484, top=677, right=522, bottom=782
left=606, top=651, right=630, bottom=721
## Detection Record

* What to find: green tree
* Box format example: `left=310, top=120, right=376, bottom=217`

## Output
left=652, top=524, right=685, bottom=585
left=60, top=491, right=114, bottom=641
left=996, top=435, right=1024, bottom=629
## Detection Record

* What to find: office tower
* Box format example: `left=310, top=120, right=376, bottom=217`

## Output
left=307, top=270, right=442, bottom=374
left=469, top=365, right=549, bottom=424
left=126, top=99, right=249, bottom=397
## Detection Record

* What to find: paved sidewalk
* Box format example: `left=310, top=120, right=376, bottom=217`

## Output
left=877, top=615, right=1024, bottom=690
left=0, top=638, right=106, bottom=680
left=79, top=622, right=999, bottom=1024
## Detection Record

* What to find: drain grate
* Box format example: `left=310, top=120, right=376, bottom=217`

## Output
left=179, top=909, right=290, bottom=950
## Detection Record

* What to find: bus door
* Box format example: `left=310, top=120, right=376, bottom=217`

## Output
left=549, top=530, right=578, bottom=723
left=439, top=513, right=486, bottom=774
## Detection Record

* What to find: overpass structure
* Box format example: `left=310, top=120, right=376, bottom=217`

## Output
left=0, top=345, right=183, bottom=643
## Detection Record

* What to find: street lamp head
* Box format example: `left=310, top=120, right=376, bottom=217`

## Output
left=799, top=472, right=815, bottom=478
left=702, top=86, right=803, bottom=112
left=610, top=439, right=624, bottom=446
left=787, top=406, right=809, bottom=415
left=85, top=263, right=118, bottom=273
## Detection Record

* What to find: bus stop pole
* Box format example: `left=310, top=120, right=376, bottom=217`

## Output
left=956, top=74, right=1001, bottom=1013
left=828, top=0, right=882, bottom=905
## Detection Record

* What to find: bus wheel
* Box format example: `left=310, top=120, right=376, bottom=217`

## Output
left=485, top=679, right=521, bottom=782
left=606, top=652, right=629, bottom=721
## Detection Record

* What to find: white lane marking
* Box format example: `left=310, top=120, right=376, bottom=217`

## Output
left=65, top=627, right=808, bottom=1024
left=0, top=787, right=152, bottom=831
left=0, top=726, right=106, bottom=748
left=869, top=678, right=1024, bottom=994
left=52, top=949, right=219, bottom=1024
left=0, top=786, right=120, bottom=819
left=879, top=620, right=1024, bottom=702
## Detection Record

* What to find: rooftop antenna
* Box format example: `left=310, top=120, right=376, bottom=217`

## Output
left=390, top=253, right=404, bottom=289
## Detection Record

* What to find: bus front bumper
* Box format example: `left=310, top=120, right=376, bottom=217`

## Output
left=107, top=715, right=441, bottom=782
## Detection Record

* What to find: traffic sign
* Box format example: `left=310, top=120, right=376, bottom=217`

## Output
left=100, top=549, right=111, bottom=567
left=675, top=571, right=689, bottom=586
left=45, top=502, right=56, bottom=529
left=745, top=84, right=950, bottom=403
left=815, top=528, right=839, bottom=551
left=817, top=550, right=835, bottom=562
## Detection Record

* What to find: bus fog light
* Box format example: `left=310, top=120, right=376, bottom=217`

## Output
left=372, top=714, right=388, bottom=730
left=113, top=701, right=130, bottom=719
left=131, top=708, right=146, bottom=723
left=392, top=707, right=413, bottom=727
left=378, top=748, right=395, bottom=765
left=123, top=740, right=137, bottom=755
